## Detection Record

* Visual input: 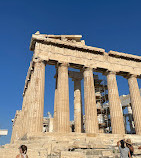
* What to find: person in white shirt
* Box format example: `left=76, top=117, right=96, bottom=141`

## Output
left=16, top=145, right=28, bottom=158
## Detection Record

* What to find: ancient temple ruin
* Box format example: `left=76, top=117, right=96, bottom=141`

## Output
left=1, top=33, right=141, bottom=158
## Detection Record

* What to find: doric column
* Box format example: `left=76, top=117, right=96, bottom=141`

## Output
left=83, top=67, right=98, bottom=133
left=19, top=93, right=26, bottom=138
left=49, top=118, right=54, bottom=132
left=28, top=58, right=45, bottom=133
left=11, top=110, right=23, bottom=143
left=21, top=91, right=28, bottom=136
left=107, top=71, right=125, bottom=134
left=56, top=63, right=70, bottom=133
left=21, top=62, right=34, bottom=137
left=53, top=71, right=58, bottom=132
left=73, top=78, right=83, bottom=133
left=128, top=75, right=141, bottom=135
left=21, top=80, right=31, bottom=137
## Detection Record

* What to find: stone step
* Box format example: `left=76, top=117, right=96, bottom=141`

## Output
left=2, top=140, right=141, bottom=154
left=1, top=146, right=141, bottom=158
left=27, top=133, right=141, bottom=145
left=1, top=133, right=141, bottom=158
left=60, top=151, right=119, bottom=158
left=0, top=148, right=48, bottom=158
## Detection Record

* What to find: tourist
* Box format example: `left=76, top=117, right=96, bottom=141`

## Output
left=16, top=145, right=28, bottom=158
left=125, top=139, right=134, bottom=157
left=117, top=140, right=131, bottom=158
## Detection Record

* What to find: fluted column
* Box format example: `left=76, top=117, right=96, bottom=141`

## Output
left=56, top=63, right=70, bottom=133
left=21, top=62, right=34, bottom=137
left=107, top=71, right=125, bottom=134
left=49, top=118, right=54, bottom=132
left=11, top=110, right=23, bottom=143
left=53, top=72, right=58, bottom=132
left=83, top=67, right=98, bottom=133
left=128, top=75, right=141, bottom=135
left=73, top=78, right=83, bottom=133
left=28, top=59, right=45, bottom=133
left=21, top=88, right=28, bottom=136
left=19, top=79, right=31, bottom=137
left=17, top=93, right=26, bottom=138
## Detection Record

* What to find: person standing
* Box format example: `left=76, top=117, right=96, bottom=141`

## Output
left=16, top=145, right=28, bottom=158
left=117, top=140, right=131, bottom=158
left=125, top=139, right=134, bottom=157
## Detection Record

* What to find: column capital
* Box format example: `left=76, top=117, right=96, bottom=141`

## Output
left=126, top=74, right=137, bottom=79
left=104, top=70, right=116, bottom=76
left=57, top=62, right=69, bottom=67
left=33, top=57, right=46, bottom=64
left=82, top=66, right=93, bottom=71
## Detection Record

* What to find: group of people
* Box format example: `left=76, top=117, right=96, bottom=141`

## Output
left=117, top=139, right=134, bottom=158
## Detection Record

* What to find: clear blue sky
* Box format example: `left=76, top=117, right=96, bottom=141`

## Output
left=0, top=0, right=141, bottom=145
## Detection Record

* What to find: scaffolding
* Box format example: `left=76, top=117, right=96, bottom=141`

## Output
left=94, top=73, right=138, bottom=134
left=94, top=74, right=111, bottom=133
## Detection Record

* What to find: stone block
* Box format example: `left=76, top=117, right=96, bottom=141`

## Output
left=102, top=151, right=113, bottom=157
left=61, top=151, right=85, bottom=158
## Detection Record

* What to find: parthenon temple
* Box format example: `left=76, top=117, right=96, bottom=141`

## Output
left=1, top=32, right=141, bottom=158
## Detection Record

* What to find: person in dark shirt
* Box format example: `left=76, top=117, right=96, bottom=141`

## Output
left=125, top=139, right=134, bottom=157
left=117, top=139, right=131, bottom=158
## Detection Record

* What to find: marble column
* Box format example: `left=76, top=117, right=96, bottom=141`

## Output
left=49, top=118, right=54, bottom=132
left=53, top=73, right=58, bottom=132
left=83, top=67, right=98, bottom=133
left=11, top=110, right=23, bottom=143
left=73, top=78, right=83, bottom=133
left=22, top=80, right=31, bottom=136
left=128, top=75, right=141, bottom=135
left=21, top=62, right=34, bottom=136
left=28, top=59, right=45, bottom=133
left=107, top=71, right=125, bottom=134
left=19, top=92, right=26, bottom=138
left=56, top=63, right=70, bottom=133
left=21, top=90, right=28, bottom=137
